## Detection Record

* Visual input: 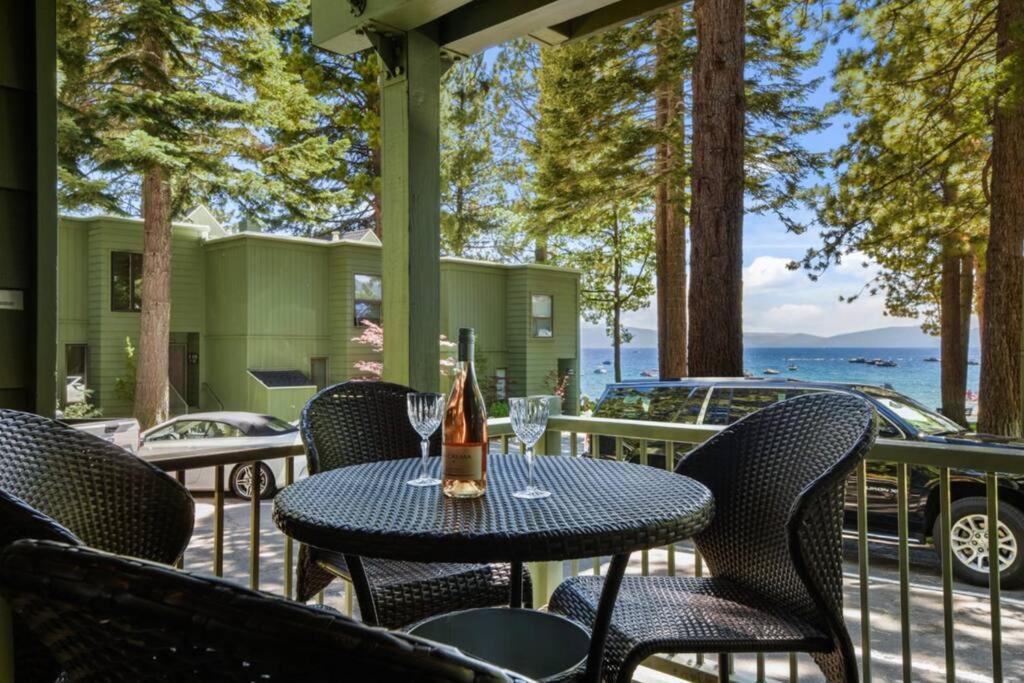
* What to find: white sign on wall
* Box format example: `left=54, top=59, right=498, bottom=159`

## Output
left=0, top=290, right=25, bottom=311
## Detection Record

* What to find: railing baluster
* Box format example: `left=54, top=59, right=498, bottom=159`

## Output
left=175, top=470, right=186, bottom=569
left=986, top=472, right=1003, bottom=682
left=570, top=431, right=578, bottom=458
left=756, top=652, right=765, bottom=682
left=284, top=456, right=295, bottom=600
left=666, top=442, right=676, bottom=577
left=214, top=465, right=224, bottom=577
left=640, top=440, right=649, bottom=576
left=249, top=461, right=260, bottom=590
left=939, top=467, right=955, bottom=682
left=571, top=559, right=579, bottom=577
left=614, top=436, right=623, bottom=462
left=897, top=463, right=912, bottom=681
left=501, top=435, right=509, bottom=454
left=857, top=460, right=871, bottom=683
left=789, top=652, right=797, bottom=681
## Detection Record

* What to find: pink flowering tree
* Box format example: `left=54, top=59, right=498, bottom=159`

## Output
left=352, top=320, right=456, bottom=379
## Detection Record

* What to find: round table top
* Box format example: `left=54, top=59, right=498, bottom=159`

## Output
left=273, top=455, right=714, bottom=563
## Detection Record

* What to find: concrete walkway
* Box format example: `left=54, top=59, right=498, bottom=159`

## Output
left=184, top=497, right=1023, bottom=682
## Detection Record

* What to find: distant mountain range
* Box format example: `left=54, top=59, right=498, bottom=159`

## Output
left=580, top=324, right=981, bottom=349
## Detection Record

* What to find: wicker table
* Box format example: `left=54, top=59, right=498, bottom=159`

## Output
left=274, top=454, right=714, bottom=682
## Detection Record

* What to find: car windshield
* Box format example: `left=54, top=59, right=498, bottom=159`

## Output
left=261, top=416, right=296, bottom=433
left=862, top=389, right=964, bottom=435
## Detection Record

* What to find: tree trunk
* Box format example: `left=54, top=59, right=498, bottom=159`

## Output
left=960, top=253, right=974, bottom=370
left=535, top=238, right=548, bottom=264
left=134, top=164, right=172, bottom=429
left=655, top=8, right=687, bottom=380
left=687, top=0, right=745, bottom=377
left=612, top=218, right=623, bottom=383
left=940, top=238, right=967, bottom=426
left=980, top=0, right=1024, bottom=436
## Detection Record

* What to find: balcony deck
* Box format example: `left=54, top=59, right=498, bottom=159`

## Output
left=184, top=494, right=1023, bottom=682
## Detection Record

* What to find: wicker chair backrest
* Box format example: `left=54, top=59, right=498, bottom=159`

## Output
left=0, top=539, right=526, bottom=683
left=676, top=392, right=874, bottom=681
left=0, top=409, right=194, bottom=564
left=301, top=381, right=441, bottom=474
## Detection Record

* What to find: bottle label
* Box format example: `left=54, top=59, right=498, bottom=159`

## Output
left=443, top=444, right=483, bottom=480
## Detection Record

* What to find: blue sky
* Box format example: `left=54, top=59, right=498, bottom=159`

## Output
left=621, top=36, right=921, bottom=338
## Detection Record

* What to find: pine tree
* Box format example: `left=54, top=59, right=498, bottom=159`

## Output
left=981, top=0, right=1024, bottom=435
left=440, top=54, right=508, bottom=256
left=58, top=0, right=350, bottom=427
left=802, top=0, right=991, bottom=425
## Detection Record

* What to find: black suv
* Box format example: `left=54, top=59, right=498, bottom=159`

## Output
left=593, top=378, right=1024, bottom=587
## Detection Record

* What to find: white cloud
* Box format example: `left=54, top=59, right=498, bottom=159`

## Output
left=743, top=256, right=801, bottom=292
left=746, top=303, right=824, bottom=331
left=834, top=250, right=881, bottom=280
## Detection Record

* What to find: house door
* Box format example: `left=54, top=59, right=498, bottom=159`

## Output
left=169, top=343, right=187, bottom=403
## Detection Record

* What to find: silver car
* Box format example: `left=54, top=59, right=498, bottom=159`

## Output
left=138, top=412, right=307, bottom=500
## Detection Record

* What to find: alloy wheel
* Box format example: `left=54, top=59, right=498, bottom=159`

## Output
left=949, top=513, right=1017, bottom=572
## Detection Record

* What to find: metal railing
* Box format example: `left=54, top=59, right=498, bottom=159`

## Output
left=5, top=415, right=1020, bottom=682
left=487, top=414, right=1022, bottom=683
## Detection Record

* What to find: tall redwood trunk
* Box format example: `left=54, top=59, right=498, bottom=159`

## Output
left=940, top=237, right=967, bottom=426
left=612, top=216, right=623, bottom=383
left=687, top=0, right=745, bottom=377
left=134, top=163, right=172, bottom=429
left=960, top=253, right=975, bottom=370
left=655, top=8, right=687, bottom=380
left=980, top=0, right=1024, bottom=436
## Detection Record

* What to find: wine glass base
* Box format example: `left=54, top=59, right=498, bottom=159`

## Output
left=407, top=477, right=441, bottom=487
left=513, top=487, right=551, bottom=500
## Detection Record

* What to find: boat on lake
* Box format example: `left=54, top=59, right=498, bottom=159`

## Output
left=849, top=357, right=867, bottom=364
left=593, top=367, right=607, bottom=374
left=640, top=369, right=657, bottom=378
left=968, top=359, right=979, bottom=366
left=924, top=357, right=940, bottom=362
left=763, top=368, right=780, bottom=375
left=873, top=359, right=898, bottom=367
left=787, top=364, right=798, bottom=371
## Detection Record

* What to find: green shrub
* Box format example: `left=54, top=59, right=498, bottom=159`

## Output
left=488, top=400, right=509, bottom=418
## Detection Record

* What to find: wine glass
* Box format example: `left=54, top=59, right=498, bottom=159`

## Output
left=509, top=396, right=551, bottom=499
left=406, top=392, right=444, bottom=487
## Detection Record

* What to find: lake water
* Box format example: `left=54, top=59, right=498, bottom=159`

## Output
left=579, top=346, right=981, bottom=411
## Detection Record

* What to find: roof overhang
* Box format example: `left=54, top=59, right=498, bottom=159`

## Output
left=312, top=0, right=681, bottom=57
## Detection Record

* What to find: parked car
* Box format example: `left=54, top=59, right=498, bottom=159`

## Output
left=593, top=378, right=1024, bottom=588
left=138, top=412, right=306, bottom=500
left=66, top=416, right=140, bottom=453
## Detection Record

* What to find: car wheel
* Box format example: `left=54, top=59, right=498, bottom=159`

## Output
left=229, top=462, right=276, bottom=501
left=934, top=497, right=1024, bottom=588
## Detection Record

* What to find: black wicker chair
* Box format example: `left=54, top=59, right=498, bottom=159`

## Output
left=297, top=381, right=530, bottom=628
left=0, top=409, right=195, bottom=682
left=549, top=393, right=876, bottom=683
left=1, top=539, right=530, bottom=682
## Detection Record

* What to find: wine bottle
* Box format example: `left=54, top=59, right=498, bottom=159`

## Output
left=442, top=328, right=488, bottom=498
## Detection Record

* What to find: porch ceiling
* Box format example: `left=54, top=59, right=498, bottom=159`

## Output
left=312, top=0, right=681, bottom=56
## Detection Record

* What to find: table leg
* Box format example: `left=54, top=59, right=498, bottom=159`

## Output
left=344, top=554, right=379, bottom=626
left=583, top=553, right=630, bottom=683
left=509, top=561, right=523, bottom=608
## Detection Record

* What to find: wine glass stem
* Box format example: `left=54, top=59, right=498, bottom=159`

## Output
left=420, top=439, right=429, bottom=478
left=527, top=445, right=535, bottom=489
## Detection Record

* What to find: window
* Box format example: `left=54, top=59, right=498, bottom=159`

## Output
left=701, top=387, right=814, bottom=426
left=531, top=294, right=553, bottom=337
left=111, top=251, right=143, bottom=312
left=495, top=368, right=507, bottom=400
left=354, top=274, right=382, bottom=325
left=648, top=386, right=709, bottom=424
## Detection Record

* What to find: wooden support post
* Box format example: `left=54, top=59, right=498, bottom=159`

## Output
left=378, top=27, right=442, bottom=391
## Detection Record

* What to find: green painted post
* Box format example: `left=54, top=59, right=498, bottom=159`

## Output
left=379, top=28, right=442, bottom=392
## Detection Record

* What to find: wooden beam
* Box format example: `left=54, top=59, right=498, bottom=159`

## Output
left=379, top=28, right=441, bottom=391
left=548, top=0, right=682, bottom=45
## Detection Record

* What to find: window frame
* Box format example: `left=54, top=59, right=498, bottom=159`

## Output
left=353, top=273, right=382, bottom=326
left=530, top=293, right=554, bottom=338
left=110, top=251, right=143, bottom=312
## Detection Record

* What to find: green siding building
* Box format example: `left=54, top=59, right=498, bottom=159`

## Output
left=57, top=211, right=580, bottom=420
